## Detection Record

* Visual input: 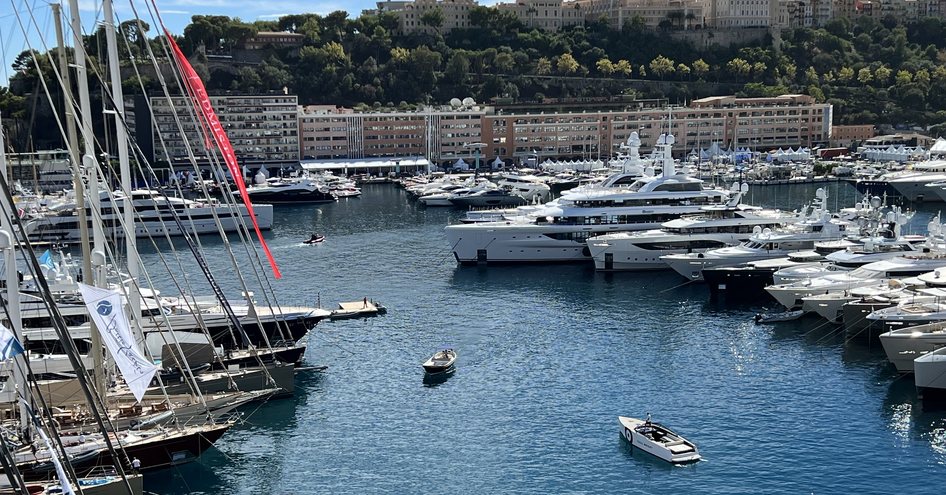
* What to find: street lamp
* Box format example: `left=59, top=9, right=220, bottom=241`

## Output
left=464, top=142, right=487, bottom=175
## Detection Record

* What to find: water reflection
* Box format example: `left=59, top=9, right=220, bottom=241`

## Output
left=616, top=435, right=678, bottom=472
left=422, top=368, right=456, bottom=387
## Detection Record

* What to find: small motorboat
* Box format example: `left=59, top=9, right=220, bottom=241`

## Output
left=618, top=415, right=701, bottom=464
left=753, top=309, right=804, bottom=324
left=422, top=349, right=457, bottom=374
left=303, top=234, right=325, bottom=244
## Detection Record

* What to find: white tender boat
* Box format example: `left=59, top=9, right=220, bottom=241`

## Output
left=422, top=349, right=457, bottom=373
left=618, top=416, right=700, bottom=464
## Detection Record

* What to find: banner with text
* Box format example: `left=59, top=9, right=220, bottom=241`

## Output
left=164, top=30, right=281, bottom=279
left=78, top=283, right=158, bottom=402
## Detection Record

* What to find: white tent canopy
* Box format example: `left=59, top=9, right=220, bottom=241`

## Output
left=300, top=156, right=432, bottom=174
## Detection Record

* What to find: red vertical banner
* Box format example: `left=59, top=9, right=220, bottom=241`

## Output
left=165, top=31, right=282, bottom=279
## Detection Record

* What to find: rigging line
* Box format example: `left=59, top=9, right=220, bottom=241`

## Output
left=132, top=10, right=285, bottom=364
left=0, top=294, right=86, bottom=490
left=139, top=0, right=292, bottom=340
left=440, top=237, right=463, bottom=265
left=660, top=276, right=700, bottom=293
left=84, top=14, right=264, bottom=361
left=0, top=152, right=135, bottom=491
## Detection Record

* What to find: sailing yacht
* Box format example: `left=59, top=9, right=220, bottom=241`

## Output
left=445, top=133, right=731, bottom=264
left=23, top=189, right=273, bottom=242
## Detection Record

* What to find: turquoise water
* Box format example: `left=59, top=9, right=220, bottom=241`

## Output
left=141, top=182, right=946, bottom=494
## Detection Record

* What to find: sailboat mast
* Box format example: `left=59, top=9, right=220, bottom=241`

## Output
left=66, top=0, right=106, bottom=396
left=0, top=113, right=28, bottom=430
left=103, top=0, right=142, bottom=339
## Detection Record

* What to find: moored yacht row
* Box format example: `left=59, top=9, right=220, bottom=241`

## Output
left=438, top=132, right=946, bottom=401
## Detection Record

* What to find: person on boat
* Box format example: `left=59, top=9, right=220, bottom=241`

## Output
left=132, top=457, right=141, bottom=474
left=363, top=296, right=368, bottom=308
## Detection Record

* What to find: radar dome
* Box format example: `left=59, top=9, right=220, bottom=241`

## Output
left=450, top=98, right=462, bottom=107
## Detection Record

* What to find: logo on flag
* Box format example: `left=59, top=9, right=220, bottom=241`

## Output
left=0, top=324, right=24, bottom=361
left=96, top=301, right=113, bottom=316
left=39, top=250, right=55, bottom=272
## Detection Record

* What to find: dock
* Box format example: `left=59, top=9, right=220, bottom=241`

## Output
left=329, top=300, right=388, bottom=320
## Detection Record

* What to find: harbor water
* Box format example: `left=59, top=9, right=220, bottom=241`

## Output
left=140, top=182, right=946, bottom=494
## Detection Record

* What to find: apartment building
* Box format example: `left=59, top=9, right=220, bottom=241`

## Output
left=149, top=94, right=300, bottom=167
left=831, top=124, right=875, bottom=147
left=575, top=0, right=710, bottom=29
left=494, top=0, right=584, bottom=30
left=712, top=0, right=780, bottom=27
left=377, top=0, right=478, bottom=34
left=300, top=106, right=487, bottom=161
left=298, top=95, right=831, bottom=164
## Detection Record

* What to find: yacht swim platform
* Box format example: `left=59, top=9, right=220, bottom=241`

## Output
left=329, top=300, right=388, bottom=320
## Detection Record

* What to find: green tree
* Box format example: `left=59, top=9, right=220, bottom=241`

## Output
left=536, top=57, right=552, bottom=75
left=875, top=66, right=892, bottom=85
left=838, top=67, right=855, bottom=83
left=692, top=58, right=709, bottom=78
left=677, top=63, right=691, bottom=78
left=804, top=67, right=820, bottom=85
left=649, top=55, right=675, bottom=79
left=556, top=53, right=580, bottom=74
left=421, top=8, right=445, bottom=29
left=445, top=52, right=471, bottom=83
left=895, top=69, right=913, bottom=86
left=614, top=59, right=632, bottom=76
left=857, top=67, right=873, bottom=85
left=726, top=58, right=751, bottom=79
left=596, top=58, right=615, bottom=75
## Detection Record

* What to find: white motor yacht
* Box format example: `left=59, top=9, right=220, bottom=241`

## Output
left=23, top=189, right=274, bottom=242
left=588, top=185, right=793, bottom=271
left=766, top=256, right=946, bottom=310
left=879, top=321, right=946, bottom=373
left=913, top=346, right=946, bottom=398
left=801, top=279, right=907, bottom=323
left=445, top=133, right=731, bottom=264
left=661, top=188, right=854, bottom=281
left=887, top=160, right=946, bottom=201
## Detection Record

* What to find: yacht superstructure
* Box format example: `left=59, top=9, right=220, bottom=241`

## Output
left=445, top=133, right=731, bottom=264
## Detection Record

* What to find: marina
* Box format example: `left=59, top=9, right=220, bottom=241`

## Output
left=2, top=3, right=946, bottom=491
left=130, top=183, right=946, bottom=493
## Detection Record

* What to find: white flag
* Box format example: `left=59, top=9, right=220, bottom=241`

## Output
left=78, top=283, right=158, bottom=402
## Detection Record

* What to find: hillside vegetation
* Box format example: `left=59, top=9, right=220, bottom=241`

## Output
left=4, top=9, right=946, bottom=150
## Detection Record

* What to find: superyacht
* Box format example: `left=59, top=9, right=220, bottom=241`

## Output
left=23, top=189, right=273, bottom=242
left=587, top=184, right=794, bottom=271
left=445, top=133, right=731, bottom=264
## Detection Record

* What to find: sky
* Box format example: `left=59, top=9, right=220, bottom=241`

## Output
left=3, top=0, right=498, bottom=86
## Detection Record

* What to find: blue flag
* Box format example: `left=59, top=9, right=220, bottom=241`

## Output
left=0, top=324, right=24, bottom=360
left=39, top=250, right=54, bottom=272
